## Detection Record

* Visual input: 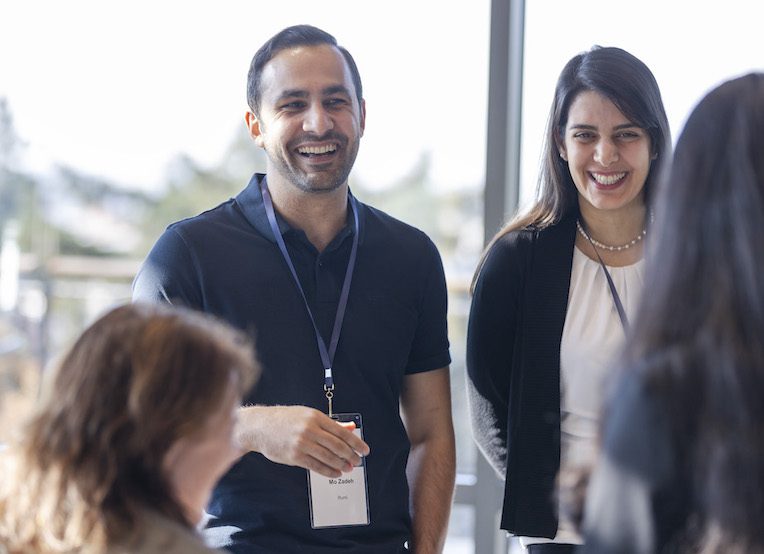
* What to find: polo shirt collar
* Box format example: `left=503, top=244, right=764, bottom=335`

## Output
left=235, top=173, right=365, bottom=246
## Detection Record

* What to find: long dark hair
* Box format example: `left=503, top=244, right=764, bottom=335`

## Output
left=0, top=303, right=259, bottom=552
left=625, top=73, right=764, bottom=552
left=473, top=46, right=670, bottom=287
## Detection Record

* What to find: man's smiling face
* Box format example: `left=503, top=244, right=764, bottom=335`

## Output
left=249, top=44, right=366, bottom=194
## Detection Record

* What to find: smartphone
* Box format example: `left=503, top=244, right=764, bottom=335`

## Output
left=332, top=412, right=364, bottom=466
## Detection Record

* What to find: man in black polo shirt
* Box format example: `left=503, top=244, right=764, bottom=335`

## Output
left=132, top=25, right=455, bottom=554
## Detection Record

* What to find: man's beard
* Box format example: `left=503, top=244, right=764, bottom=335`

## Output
left=269, top=130, right=360, bottom=194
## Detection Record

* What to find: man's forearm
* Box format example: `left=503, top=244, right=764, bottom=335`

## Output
left=406, top=435, right=456, bottom=554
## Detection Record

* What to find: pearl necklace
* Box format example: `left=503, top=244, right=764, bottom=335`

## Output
left=576, top=219, right=646, bottom=252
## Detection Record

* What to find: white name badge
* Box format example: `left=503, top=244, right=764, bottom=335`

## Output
left=308, top=413, right=370, bottom=528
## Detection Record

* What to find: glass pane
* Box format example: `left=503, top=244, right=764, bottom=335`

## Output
left=521, top=0, right=764, bottom=207
left=0, top=2, right=489, bottom=482
left=445, top=504, right=476, bottom=553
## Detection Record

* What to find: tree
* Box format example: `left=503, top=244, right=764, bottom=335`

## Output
left=0, top=97, right=23, bottom=171
left=136, top=126, right=267, bottom=256
left=0, top=97, right=38, bottom=253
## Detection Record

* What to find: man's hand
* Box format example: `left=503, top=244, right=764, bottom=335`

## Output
left=236, top=405, right=370, bottom=478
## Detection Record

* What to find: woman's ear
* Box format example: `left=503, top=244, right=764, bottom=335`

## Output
left=556, top=137, right=568, bottom=161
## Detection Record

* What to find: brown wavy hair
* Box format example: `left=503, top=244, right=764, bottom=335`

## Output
left=0, top=302, right=258, bottom=553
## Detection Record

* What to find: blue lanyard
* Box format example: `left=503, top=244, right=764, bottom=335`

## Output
left=260, top=180, right=359, bottom=414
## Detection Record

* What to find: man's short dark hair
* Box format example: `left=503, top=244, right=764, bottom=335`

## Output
left=246, top=24, right=363, bottom=116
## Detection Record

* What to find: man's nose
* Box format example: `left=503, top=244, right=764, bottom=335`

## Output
left=303, top=103, right=333, bottom=136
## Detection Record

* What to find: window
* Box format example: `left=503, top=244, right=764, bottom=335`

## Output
left=6, top=3, right=758, bottom=552
left=0, top=3, right=489, bottom=551
left=521, top=1, right=764, bottom=206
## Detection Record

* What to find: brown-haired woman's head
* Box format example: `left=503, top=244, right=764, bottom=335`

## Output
left=0, top=302, right=259, bottom=552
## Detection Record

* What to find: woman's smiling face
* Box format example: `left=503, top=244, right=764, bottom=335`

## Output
left=560, top=89, right=653, bottom=215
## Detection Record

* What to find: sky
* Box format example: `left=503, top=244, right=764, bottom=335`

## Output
left=0, top=1, right=489, bottom=194
left=519, top=1, right=764, bottom=204
left=1, top=1, right=763, bottom=204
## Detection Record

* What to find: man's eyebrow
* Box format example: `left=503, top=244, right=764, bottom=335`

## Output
left=275, top=89, right=309, bottom=102
left=323, top=85, right=352, bottom=97
left=274, top=86, right=352, bottom=103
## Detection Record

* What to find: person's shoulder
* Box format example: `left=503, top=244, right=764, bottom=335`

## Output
left=489, top=215, right=574, bottom=259
left=477, top=217, right=575, bottom=291
left=482, top=225, right=539, bottom=271
left=493, top=225, right=537, bottom=250
left=108, top=511, right=222, bottom=554
left=165, top=197, right=239, bottom=236
left=151, top=197, right=251, bottom=257
left=474, top=235, right=528, bottom=293
left=360, top=202, right=439, bottom=255
left=362, top=202, right=429, bottom=237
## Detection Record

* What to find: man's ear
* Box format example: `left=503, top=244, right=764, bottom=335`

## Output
left=359, top=99, right=366, bottom=137
left=245, top=111, right=265, bottom=148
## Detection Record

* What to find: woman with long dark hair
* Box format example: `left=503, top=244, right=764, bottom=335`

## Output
left=582, top=73, right=764, bottom=553
left=0, top=303, right=259, bottom=553
left=467, top=46, right=670, bottom=552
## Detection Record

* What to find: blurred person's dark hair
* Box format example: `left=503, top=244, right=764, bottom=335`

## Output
left=624, top=72, right=764, bottom=552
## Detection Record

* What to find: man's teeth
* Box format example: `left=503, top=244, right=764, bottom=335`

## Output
left=592, top=172, right=626, bottom=185
left=298, top=144, right=337, bottom=155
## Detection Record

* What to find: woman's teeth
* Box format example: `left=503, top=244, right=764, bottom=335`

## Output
left=591, top=172, right=626, bottom=185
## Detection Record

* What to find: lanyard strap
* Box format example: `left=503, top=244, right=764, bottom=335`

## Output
left=260, top=181, right=359, bottom=396
left=580, top=232, right=630, bottom=332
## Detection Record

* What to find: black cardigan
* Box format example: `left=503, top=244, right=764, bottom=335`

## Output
left=467, top=215, right=576, bottom=538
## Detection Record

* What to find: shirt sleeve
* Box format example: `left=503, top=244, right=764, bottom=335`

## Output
left=466, top=232, right=529, bottom=478
left=580, top=373, right=680, bottom=554
left=132, top=226, right=204, bottom=309
left=404, top=236, right=451, bottom=374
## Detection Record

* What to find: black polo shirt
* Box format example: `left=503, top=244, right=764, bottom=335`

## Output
left=132, top=173, right=451, bottom=554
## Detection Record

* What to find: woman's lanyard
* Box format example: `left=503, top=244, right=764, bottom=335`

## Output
left=579, top=232, right=630, bottom=332
left=260, top=181, right=360, bottom=417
